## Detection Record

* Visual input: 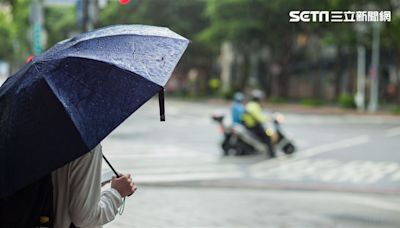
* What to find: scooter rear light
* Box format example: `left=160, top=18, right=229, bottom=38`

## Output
left=276, top=113, right=285, bottom=123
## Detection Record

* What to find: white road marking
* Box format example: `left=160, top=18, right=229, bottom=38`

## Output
left=251, top=135, right=370, bottom=171
left=317, top=160, right=400, bottom=183
left=296, top=135, right=370, bottom=158
left=385, top=126, right=400, bottom=137
left=102, top=156, right=244, bottom=182
left=338, top=195, right=400, bottom=212
left=101, top=140, right=243, bottom=182
left=124, top=163, right=242, bottom=175
left=129, top=171, right=243, bottom=183
left=251, top=158, right=400, bottom=184
left=106, top=151, right=215, bottom=159
left=285, top=115, right=400, bottom=125
left=390, top=170, right=400, bottom=181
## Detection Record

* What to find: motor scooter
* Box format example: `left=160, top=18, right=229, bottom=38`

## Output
left=211, top=113, right=296, bottom=157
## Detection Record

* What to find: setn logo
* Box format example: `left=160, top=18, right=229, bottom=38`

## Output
left=289, top=10, right=391, bottom=23
left=289, top=11, right=329, bottom=22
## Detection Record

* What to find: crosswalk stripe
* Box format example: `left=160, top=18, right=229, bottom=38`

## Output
left=298, top=135, right=370, bottom=158
left=390, top=170, right=400, bottom=181
left=385, top=126, right=400, bottom=137
left=101, top=148, right=243, bottom=182
left=128, top=171, right=243, bottom=183
left=250, top=135, right=370, bottom=171
left=250, top=158, right=400, bottom=184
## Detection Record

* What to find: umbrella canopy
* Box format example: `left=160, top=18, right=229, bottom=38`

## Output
left=0, top=25, right=189, bottom=198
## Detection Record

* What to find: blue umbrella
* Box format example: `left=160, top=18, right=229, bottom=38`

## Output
left=0, top=25, right=189, bottom=198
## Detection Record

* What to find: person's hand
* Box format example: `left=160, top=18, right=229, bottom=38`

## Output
left=111, top=174, right=137, bottom=197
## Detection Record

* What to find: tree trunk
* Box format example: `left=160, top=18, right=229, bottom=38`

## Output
left=276, top=33, right=293, bottom=98
left=277, top=70, right=289, bottom=98
left=334, top=46, right=345, bottom=98
left=313, top=67, right=323, bottom=100
left=219, top=41, right=235, bottom=94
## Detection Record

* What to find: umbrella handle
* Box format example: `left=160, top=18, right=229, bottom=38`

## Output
left=102, top=155, right=134, bottom=197
left=102, top=155, right=120, bottom=178
left=159, top=89, right=165, bottom=121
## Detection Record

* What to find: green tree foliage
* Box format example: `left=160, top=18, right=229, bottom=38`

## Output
left=44, top=5, right=77, bottom=48
left=0, top=4, right=14, bottom=60
left=199, top=0, right=400, bottom=99
left=2, top=0, right=400, bottom=103
left=0, top=0, right=30, bottom=67
left=199, top=0, right=314, bottom=94
left=98, top=0, right=213, bottom=95
left=99, top=0, right=210, bottom=70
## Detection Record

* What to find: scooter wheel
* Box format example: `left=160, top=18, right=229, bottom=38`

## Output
left=222, top=146, right=229, bottom=156
left=283, top=143, right=295, bottom=154
left=223, top=146, right=244, bottom=156
left=228, top=148, right=239, bottom=156
left=222, top=139, right=231, bottom=156
left=222, top=144, right=238, bottom=156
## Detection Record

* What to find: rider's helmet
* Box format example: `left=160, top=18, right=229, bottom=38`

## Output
left=250, top=89, right=264, bottom=102
left=233, top=92, right=244, bottom=103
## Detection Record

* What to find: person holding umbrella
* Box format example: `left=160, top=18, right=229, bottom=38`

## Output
left=0, top=25, right=189, bottom=227
left=52, top=144, right=136, bottom=228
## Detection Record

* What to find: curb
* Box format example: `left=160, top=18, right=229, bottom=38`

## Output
left=137, top=178, right=400, bottom=195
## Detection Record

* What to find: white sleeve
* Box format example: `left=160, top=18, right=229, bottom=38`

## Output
left=68, top=145, right=123, bottom=227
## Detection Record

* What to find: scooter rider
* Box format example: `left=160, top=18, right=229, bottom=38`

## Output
left=241, top=90, right=276, bottom=158
left=231, top=92, right=245, bottom=125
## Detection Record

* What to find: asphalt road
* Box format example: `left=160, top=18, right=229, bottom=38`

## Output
left=101, top=98, right=400, bottom=227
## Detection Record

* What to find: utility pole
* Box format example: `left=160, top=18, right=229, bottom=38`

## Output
left=82, top=0, right=90, bottom=32
left=30, top=0, right=44, bottom=55
left=81, top=0, right=98, bottom=32
left=368, top=22, right=381, bottom=113
left=356, top=45, right=366, bottom=112
left=220, top=42, right=235, bottom=95
left=354, top=22, right=367, bottom=112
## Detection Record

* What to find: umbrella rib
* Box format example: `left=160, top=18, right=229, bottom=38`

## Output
left=32, top=63, right=40, bottom=73
left=43, top=33, right=187, bottom=61
left=36, top=56, right=163, bottom=87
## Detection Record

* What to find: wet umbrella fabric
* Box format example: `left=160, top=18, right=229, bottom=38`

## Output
left=0, top=25, right=189, bottom=198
